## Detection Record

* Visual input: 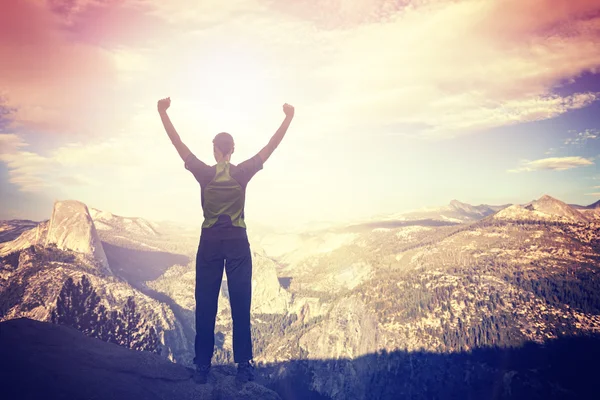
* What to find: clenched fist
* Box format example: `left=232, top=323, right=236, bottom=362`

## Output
left=157, top=97, right=171, bottom=112
left=283, top=103, right=294, bottom=118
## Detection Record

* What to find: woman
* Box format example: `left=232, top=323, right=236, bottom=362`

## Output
left=157, top=97, right=295, bottom=384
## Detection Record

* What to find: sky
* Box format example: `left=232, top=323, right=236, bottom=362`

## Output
left=1, top=0, right=600, bottom=230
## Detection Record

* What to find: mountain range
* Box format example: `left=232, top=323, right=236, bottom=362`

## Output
left=1, top=194, right=599, bottom=399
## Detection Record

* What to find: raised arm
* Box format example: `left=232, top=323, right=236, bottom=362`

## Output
left=257, top=103, right=294, bottom=164
left=157, top=97, right=192, bottom=162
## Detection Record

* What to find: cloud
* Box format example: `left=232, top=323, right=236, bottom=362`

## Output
left=0, top=134, right=28, bottom=154
left=2, top=0, right=600, bottom=140
left=0, top=127, right=182, bottom=194
left=585, top=192, right=600, bottom=196
left=0, top=150, right=56, bottom=192
left=508, top=156, right=595, bottom=173
left=304, top=0, right=600, bottom=137
left=0, top=97, right=17, bottom=132
left=54, top=174, right=95, bottom=186
left=1, top=0, right=600, bottom=203
left=51, top=139, right=144, bottom=167
left=147, top=0, right=600, bottom=138
left=0, top=1, right=111, bottom=134
left=0, top=137, right=95, bottom=194
left=0, top=134, right=135, bottom=192
left=564, top=128, right=599, bottom=145
left=0, top=0, right=164, bottom=136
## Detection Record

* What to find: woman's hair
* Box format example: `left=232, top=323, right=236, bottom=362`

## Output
left=213, top=132, right=234, bottom=155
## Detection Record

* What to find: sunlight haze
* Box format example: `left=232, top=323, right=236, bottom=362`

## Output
left=1, top=0, right=600, bottom=229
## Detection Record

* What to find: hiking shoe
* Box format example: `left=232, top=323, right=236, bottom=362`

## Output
left=236, top=360, right=256, bottom=383
left=193, top=363, right=211, bottom=384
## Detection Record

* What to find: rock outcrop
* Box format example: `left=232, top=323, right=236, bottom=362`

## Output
left=299, top=296, right=378, bottom=361
left=0, top=220, right=48, bottom=256
left=0, top=318, right=280, bottom=400
left=45, top=200, right=111, bottom=273
left=250, top=250, right=290, bottom=314
left=0, top=244, right=192, bottom=363
left=0, top=219, right=39, bottom=244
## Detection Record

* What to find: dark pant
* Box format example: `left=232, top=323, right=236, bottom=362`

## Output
left=194, top=237, right=253, bottom=365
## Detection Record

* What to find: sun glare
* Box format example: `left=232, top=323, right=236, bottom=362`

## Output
left=185, top=45, right=277, bottom=122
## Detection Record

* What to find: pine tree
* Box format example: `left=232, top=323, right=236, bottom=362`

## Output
left=141, top=326, right=161, bottom=355
left=96, top=306, right=119, bottom=344
left=52, top=277, right=161, bottom=355
left=51, top=275, right=104, bottom=335
left=118, top=297, right=161, bottom=354
left=121, top=297, right=138, bottom=348
left=77, top=275, right=103, bottom=336
left=51, top=277, right=78, bottom=326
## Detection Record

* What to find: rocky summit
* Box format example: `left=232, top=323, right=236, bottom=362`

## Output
left=0, top=200, right=111, bottom=274
left=45, top=200, right=111, bottom=273
left=494, top=194, right=589, bottom=224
